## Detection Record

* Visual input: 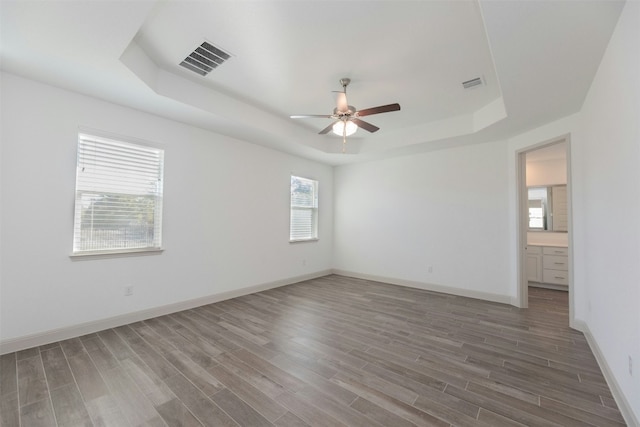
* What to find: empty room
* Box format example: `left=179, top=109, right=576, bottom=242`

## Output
left=1, top=1, right=638, bottom=426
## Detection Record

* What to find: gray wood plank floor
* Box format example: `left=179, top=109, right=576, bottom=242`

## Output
left=0, top=275, right=626, bottom=426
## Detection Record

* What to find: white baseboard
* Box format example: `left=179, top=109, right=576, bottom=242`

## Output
left=510, top=296, right=523, bottom=307
left=331, top=269, right=513, bottom=305
left=573, top=320, right=639, bottom=427
left=572, top=319, right=587, bottom=332
left=0, top=270, right=332, bottom=355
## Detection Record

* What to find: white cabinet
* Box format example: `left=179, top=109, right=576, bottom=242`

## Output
left=551, top=186, right=568, bottom=232
left=527, top=245, right=568, bottom=288
left=526, top=246, right=542, bottom=282
left=542, top=246, right=568, bottom=286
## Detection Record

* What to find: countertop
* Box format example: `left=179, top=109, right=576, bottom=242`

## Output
left=527, top=231, right=569, bottom=248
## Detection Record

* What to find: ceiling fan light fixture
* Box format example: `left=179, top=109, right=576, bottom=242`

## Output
left=332, top=120, right=358, bottom=136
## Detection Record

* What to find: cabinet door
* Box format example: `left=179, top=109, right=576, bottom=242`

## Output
left=526, top=254, right=542, bottom=282
left=552, top=186, right=568, bottom=231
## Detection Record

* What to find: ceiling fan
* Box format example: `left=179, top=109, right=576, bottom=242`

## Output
left=290, top=78, right=401, bottom=152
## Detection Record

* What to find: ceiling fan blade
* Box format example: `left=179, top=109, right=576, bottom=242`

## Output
left=336, top=92, right=349, bottom=113
left=351, top=118, right=380, bottom=133
left=319, top=121, right=339, bottom=134
left=290, top=114, right=333, bottom=119
left=356, top=103, right=401, bottom=117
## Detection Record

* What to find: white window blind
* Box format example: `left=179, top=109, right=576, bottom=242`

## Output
left=290, top=176, right=318, bottom=241
left=528, top=199, right=544, bottom=229
left=72, top=133, right=164, bottom=254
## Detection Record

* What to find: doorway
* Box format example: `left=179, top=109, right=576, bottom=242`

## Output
left=517, top=137, right=574, bottom=326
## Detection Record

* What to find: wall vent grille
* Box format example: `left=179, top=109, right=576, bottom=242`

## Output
left=462, top=77, right=483, bottom=89
left=179, top=41, right=231, bottom=77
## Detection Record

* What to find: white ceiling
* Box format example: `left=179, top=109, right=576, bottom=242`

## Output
left=0, top=0, right=625, bottom=165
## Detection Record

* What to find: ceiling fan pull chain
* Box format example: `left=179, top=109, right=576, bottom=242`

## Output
left=342, top=124, right=347, bottom=153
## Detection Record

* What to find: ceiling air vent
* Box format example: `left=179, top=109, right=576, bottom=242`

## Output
left=179, top=41, right=231, bottom=77
left=462, top=77, right=483, bottom=89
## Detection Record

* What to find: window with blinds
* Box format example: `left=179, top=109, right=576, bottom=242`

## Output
left=528, top=199, right=545, bottom=229
left=72, top=133, right=164, bottom=254
left=290, top=175, right=318, bottom=242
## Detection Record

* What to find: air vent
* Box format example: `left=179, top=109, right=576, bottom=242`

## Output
left=179, top=41, right=231, bottom=77
left=462, top=77, right=483, bottom=89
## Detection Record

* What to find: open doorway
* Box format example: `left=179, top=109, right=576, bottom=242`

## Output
left=517, top=137, right=574, bottom=326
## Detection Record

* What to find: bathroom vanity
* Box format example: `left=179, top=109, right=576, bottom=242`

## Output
left=526, top=243, right=568, bottom=289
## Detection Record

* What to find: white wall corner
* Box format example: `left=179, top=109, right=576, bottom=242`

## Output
left=120, top=40, right=159, bottom=92
left=473, top=96, right=507, bottom=132
left=332, top=270, right=512, bottom=305
left=509, top=296, right=523, bottom=308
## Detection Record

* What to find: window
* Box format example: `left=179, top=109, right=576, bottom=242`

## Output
left=290, top=175, right=318, bottom=242
left=72, top=133, right=164, bottom=255
left=527, top=187, right=548, bottom=230
left=528, top=199, right=545, bottom=229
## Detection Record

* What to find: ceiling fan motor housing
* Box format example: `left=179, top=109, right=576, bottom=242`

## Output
left=333, top=106, right=357, bottom=116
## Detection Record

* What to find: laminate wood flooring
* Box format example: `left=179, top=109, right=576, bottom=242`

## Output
left=0, top=275, right=626, bottom=426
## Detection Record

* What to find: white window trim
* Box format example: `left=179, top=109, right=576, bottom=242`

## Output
left=289, top=238, right=319, bottom=244
left=69, top=247, right=164, bottom=260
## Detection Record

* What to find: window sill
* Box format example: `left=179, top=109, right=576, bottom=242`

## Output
left=69, top=248, right=164, bottom=260
left=289, top=238, right=319, bottom=244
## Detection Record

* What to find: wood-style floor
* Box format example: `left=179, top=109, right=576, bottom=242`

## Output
left=0, top=275, right=626, bottom=426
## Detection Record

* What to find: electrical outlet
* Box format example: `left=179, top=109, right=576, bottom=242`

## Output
left=124, top=285, right=134, bottom=296
left=302, top=259, right=307, bottom=266
left=428, top=266, right=433, bottom=273
left=629, top=356, right=633, bottom=376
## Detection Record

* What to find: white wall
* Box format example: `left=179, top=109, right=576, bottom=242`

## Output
left=0, top=72, right=333, bottom=346
left=505, top=2, right=639, bottom=421
left=525, top=158, right=566, bottom=186
left=574, top=0, right=639, bottom=420
left=333, top=139, right=512, bottom=302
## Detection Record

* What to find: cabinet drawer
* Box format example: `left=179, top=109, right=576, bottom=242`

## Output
left=543, top=255, right=568, bottom=270
left=543, top=269, right=568, bottom=285
left=526, top=246, right=542, bottom=255
left=543, top=246, right=568, bottom=256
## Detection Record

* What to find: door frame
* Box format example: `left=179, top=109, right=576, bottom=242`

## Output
left=516, top=135, right=575, bottom=327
